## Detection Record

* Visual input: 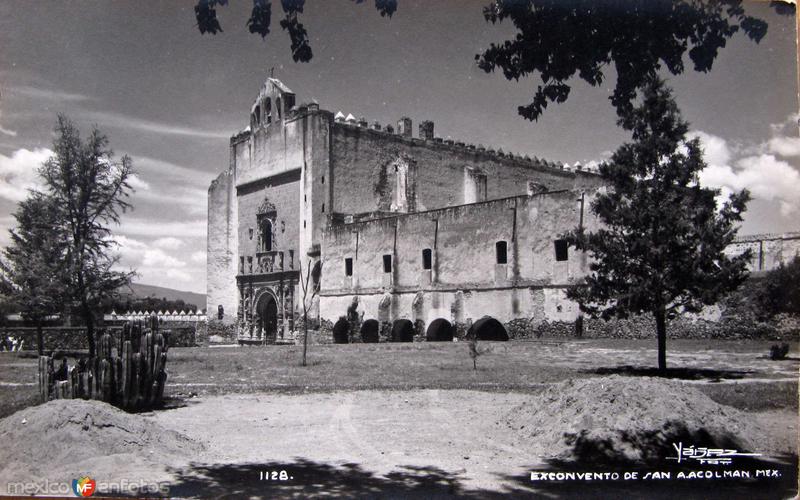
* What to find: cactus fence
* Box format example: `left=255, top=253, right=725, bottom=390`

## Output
left=37, top=314, right=169, bottom=411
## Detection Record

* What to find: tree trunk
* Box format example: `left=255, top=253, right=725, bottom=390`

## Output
left=83, top=301, right=95, bottom=358
left=302, top=309, right=308, bottom=367
left=655, top=308, right=667, bottom=373
left=36, top=320, right=44, bottom=355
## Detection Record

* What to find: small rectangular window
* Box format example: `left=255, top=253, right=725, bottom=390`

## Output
left=345, top=258, right=353, bottom=276
left=321, top=203, right=325, bottom=213
left=383, top=254, right=392, bottom=273
left=422, top=248, right=432, bottom=270
left=303, top=220, right=306, bottom=228
left=555, top=239, right=569, bottom=261
left=321, top=175, right=325, bottom=184
left=496, top=241, right=508, bottom=264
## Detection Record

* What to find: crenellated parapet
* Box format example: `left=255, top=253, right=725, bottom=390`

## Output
left=325, top=109, right=600, bottom=178
left=106, top=310, right=208, bottom=322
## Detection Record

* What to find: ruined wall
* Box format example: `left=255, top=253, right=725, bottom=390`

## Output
left=329, top=123, right=603, bottom=217
left=725, top=232, right=800, bottom=273
left=320, top=189, right=600, bottom=328
left=206, top=169, right=238, bottom=323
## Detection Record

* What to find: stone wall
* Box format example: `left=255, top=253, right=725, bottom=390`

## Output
left=725, top=232, right=800, bottom=273
left=2, top=324, right=199, bottom=352
left=320, top=189, right=601, bottom=331
left=505, top=315, right=797, bottom=341
left=206, top=169, right=238, bottom=323
left=329, top=122, right=603, bottom=217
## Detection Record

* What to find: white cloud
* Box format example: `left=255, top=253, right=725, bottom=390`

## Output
left=118, top=217, right=206, bottom=238
left=190, top=250, right=206, bottom=264
left=129, top=184, right=207, bottom=216
left=127, top=174, right=150, bottom=191
left=166, top=269, right=192, bottom=282
left=111, top=234, right=197, bottom=287
left=0, top=109, right=16, bottom=137
left=153, top=237, right=184, bottom=250
left=693, top=130, right=800, bottom=216
left=0, top=148, right=51, bottom=201
left=688, top=131, right=731, bottom=166
left=134, top=156, right=215, bottom=186
left=142, top=248, right=186, bottom=268
left=767, top=136, right=800, bottom=157
left=83, top=110, right=231, bottom=139
left=9, top=85, right=92, bottom=102
left=769, top=113, right=799, bottom=136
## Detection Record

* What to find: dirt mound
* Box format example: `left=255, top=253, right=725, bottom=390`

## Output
left=506, top=376, right=766, bottom=463
left=0, top=399, right=200, bottom=484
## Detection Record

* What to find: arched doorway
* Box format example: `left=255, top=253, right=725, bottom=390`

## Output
left=256, top=292, right=278, bottom=341
left=333, top=317, right=350, bottom=344
left=360, top=319, right=379, bottom=343
left=392, top=319, right=414, bottom=342
left=426, top=318, right=454, bottom=342
left=467, top=317, right=509, bottom=341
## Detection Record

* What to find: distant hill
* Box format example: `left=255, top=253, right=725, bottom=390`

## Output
left=119, top=283, right=206, bottom=311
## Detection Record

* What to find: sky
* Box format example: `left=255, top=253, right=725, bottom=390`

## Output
left=0, top=0, right=797, bottom=295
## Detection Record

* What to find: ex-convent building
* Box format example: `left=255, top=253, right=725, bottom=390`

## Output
left=206, top=78, right=798, bottom=343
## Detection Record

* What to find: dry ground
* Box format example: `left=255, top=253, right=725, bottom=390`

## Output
left=0, top=339, right=797, bottom=498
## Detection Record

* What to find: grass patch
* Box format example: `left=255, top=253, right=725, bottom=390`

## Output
left=1, top=339, right=796, bottom=418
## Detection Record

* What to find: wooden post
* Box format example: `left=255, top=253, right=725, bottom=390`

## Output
left=38, top=356, right=49, bottom=402
left=70, top=366, right=79, bottom=399
left=45, top=357, right=54, bottom=401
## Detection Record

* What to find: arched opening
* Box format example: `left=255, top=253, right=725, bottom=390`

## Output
left=426, top=318, right=454, bottom=342
left=265, top=97, right=272, bottom=124
left=256, top=293, right=278, bottom=341
left=276, top=97, right=282, bottom=120
left=392, top=319, right=414, bottom=342
left=332, top=317, right=350, bottom=344
left=467, top=317, right=509, bottom=341
left=259, top=218, right=273, bottom=251
left=360, top=319, right=379, bottom=343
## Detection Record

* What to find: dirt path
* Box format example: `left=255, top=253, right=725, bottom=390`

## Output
left=150, top=390, right=537, bottom=491
left=148, top=389, right=797, bottom=496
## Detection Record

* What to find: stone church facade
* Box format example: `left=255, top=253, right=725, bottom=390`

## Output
left=206, top=78, right=797, bottom=343
left=207, top=78, right=607, bottom=343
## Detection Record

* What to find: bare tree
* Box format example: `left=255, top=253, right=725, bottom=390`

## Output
left=299, top=258, right=321, bottom=367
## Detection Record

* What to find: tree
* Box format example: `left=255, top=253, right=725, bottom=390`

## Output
left=3, top=193, right=67, bottom=354
left=564, top=77, right=751, bottom=372
left=476, top=0, right=790, bottom=121
left=190, top=1, right=788, bottom=124
left=754, top=256, right=800, bottom=317
left=194, top=0, right=397, bottom=62
left=299, top=258, right=321, bottom=366
left=468, top=332, right=481, bottom=371
left=38, top=115, right=136, bottom=358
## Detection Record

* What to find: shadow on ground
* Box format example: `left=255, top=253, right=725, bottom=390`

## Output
left=161, top=460, right=532, bottom=499
left=143, top=451, right=798, bottom=499
left=585, top=365, right=752, bottom=380
left=497, top=426, right=798, bottom=500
